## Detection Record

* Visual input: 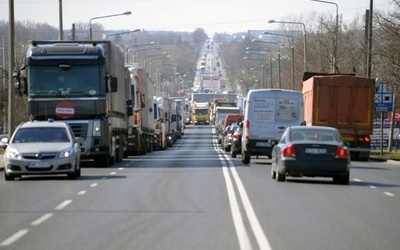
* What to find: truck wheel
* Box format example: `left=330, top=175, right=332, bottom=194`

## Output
left=96, top=155, right=110, bottom=168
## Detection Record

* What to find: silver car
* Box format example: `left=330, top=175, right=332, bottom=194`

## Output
left=3, top=120, right=83, bottom=180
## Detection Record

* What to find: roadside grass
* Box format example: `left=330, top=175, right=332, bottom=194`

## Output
left=370, top=149, right=400, bottom=161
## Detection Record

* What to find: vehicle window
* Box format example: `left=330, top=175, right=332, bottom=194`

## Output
left=292, top=129, right=339, bottom=142
left=13, top=127, right=70, bottom=143
left=249, top=96, right=300, bottom=122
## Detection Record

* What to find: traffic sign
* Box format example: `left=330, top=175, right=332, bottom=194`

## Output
left=374, top=82, right=393, bottom=112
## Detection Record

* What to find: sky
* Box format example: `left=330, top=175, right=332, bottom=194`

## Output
left=0, top=0, right=394, bottom=36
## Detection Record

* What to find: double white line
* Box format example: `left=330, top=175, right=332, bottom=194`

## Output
left=215, top=143, right=272, bottom=250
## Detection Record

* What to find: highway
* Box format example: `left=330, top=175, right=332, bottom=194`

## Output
left=1, top=125, right=400, bottom=250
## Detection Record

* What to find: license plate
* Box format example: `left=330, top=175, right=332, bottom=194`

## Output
left=256, top=142, right=270, bottom=147
left=305, top=148, right=327, bottom=154
left=29, top=162, right=51, bottom=168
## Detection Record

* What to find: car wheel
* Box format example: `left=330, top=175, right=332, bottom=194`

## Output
left=271, top=166, right=276, bottom=179
left=276, top=170, right=285, bottom=182
left=68, top=160, right=80, bottom=180
left=333, top=171, right=349, bottom=185
left=231, top=147, right=237, bottom=158
left=4, top=171, right=15, bottom=181
left=241, top=150, right=250, bottom=164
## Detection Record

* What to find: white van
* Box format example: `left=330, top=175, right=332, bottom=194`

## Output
left=241, top=89, right=304, bottom=163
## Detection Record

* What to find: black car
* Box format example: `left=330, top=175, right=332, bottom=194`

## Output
left=271, top=126, right=350, bottom=184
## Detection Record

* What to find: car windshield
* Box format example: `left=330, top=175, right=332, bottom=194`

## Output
left=12, top=127, right=70, bottom=143
left=290, top=129, right=339, bottom=142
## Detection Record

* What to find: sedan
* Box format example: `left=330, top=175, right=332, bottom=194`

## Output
left=0, top=134, right=8, bottom=149
left=271, top=126, right=350, bottom=184
left=230, top=122, right=243, bottom=158
left=3, top=120, right=83, bottom=180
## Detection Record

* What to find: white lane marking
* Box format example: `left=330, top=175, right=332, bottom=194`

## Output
left=369, top=185, right=377, bottom=189
left=90, top=183, right=98, bottom=187
left=224, top=155, right=272, bottom=250
left=0, top=229, right=29, bottom=246
left=55, top=200, right=72, bottom=210
left=110, top=172, right=117, bottom=175
left=221, top=157, right=252, bottom=250
left=31, top=213, right=53, bottom=226
left=118, top=167, right=124, bottom=170
left=384, top=192, right=395, bottom=197
left=77, top=190, right=87, bottom=195
left=353, top=178, right=362, bottom=182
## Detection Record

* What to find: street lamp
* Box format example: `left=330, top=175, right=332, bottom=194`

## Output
left=89, top=11, right=132, bottom=40
left=308, top=0, right=339, bottom=73
left=263, top=31, right=295, bottom=90
left=268, top=19, right=307, bottom=72
left=125, top=42, right=158, bottom=64
left=245, top=47, right=273, bottom=88
left=252, top=39, right=281, bottom=88
left=106, top=29, right=141, bottom=40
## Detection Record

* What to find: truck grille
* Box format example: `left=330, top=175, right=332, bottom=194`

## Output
left=68, top=123, right=88, bottom=138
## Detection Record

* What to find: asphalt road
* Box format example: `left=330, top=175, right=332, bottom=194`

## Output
left=1, top=125, right=400, bottom=250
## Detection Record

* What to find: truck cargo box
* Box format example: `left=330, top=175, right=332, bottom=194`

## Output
left=302, top=75, right=375, bottom=135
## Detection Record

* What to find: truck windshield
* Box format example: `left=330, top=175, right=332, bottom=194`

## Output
left=27, top=65, right=105, bottom=97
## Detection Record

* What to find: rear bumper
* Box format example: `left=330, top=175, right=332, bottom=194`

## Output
left=277, top=158, right=350, bottom=177
left=243, top=139, right=278, bottom=156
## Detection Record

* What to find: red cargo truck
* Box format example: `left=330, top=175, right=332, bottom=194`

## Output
left=302, top=73, right=375, bottom=161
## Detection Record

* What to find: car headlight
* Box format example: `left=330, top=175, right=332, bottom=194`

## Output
left=7, top=148, right=22, bottom=160
left=58, top=147, right=74, bottom=158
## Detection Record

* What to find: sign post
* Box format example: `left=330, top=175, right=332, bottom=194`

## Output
left=374, top=82, right=393, bottom=155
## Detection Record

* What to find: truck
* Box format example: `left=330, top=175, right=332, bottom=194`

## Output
left=153, top=96, right=172, bottom=149
left=126, top=64, right=155, bottom=155
left=302, top=73, right=375, bottom=160
left=191, top=102, right=210, bottom=125
left=17, top=40, right=131, bottom=167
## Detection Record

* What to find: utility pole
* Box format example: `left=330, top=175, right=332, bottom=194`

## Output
left=8, top=0, right=15, bottom=137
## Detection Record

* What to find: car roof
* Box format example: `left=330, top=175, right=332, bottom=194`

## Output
left=18, top=120, right=69, bottom=129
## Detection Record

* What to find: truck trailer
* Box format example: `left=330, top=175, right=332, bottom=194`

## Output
left=126, top=64, right=155, bottom=155
left=18, top=40, right=131, bottom=167
left=302, top=73, right=375, bottom=160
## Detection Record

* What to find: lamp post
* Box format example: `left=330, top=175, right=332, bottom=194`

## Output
left=106, top=29, right=141, bottom=40
left=252, top=39, right=281, bottom=88
left=89, top=11, right=131, bottom=40
left=245, top=47, right=273, bottom=88
left=268, top=19, right=307, bottom=72
left=125, top=42, right=158, bottom=64
left=263, top=31, right=295, bottom=90
left=308, top=0, right=338, bottom=72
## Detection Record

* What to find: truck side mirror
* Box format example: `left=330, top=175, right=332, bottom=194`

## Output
left=106, top=76, right=118, bottom=92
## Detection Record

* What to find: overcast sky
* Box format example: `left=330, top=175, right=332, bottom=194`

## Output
left=0, top=0, right=394, bottom=36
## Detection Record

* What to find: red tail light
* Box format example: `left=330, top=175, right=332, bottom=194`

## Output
left=233, top=133, right=241, bottom=139
left=282, top=144, right=295, bottom=157
left=245, top=120, right=249, bottom=130
left=335, top=146, right=349, bottom=158
left=358, top=136, right=371, bottom=142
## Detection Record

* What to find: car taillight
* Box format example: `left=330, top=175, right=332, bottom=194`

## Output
left=358, top=136, right=371, bottom=142
left=335, top=146, right=348, bottom=158
left=245, top=120, right=249, bottom=130
left=282, top=144, right=295, bottom=157
left=233, top=133, right=241, bottom=139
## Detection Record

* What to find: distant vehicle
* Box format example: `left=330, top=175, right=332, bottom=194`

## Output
left=271, top=126, right=350, bottom=184
left=230, top=122, right=243, bottom=158
left=241, top=89, right=304, bottom=163
left=222, top=123, right=239, bottom=152
left=3, top=120, right=83, bottom=181
left=0, top=134, right=8, bottom=149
